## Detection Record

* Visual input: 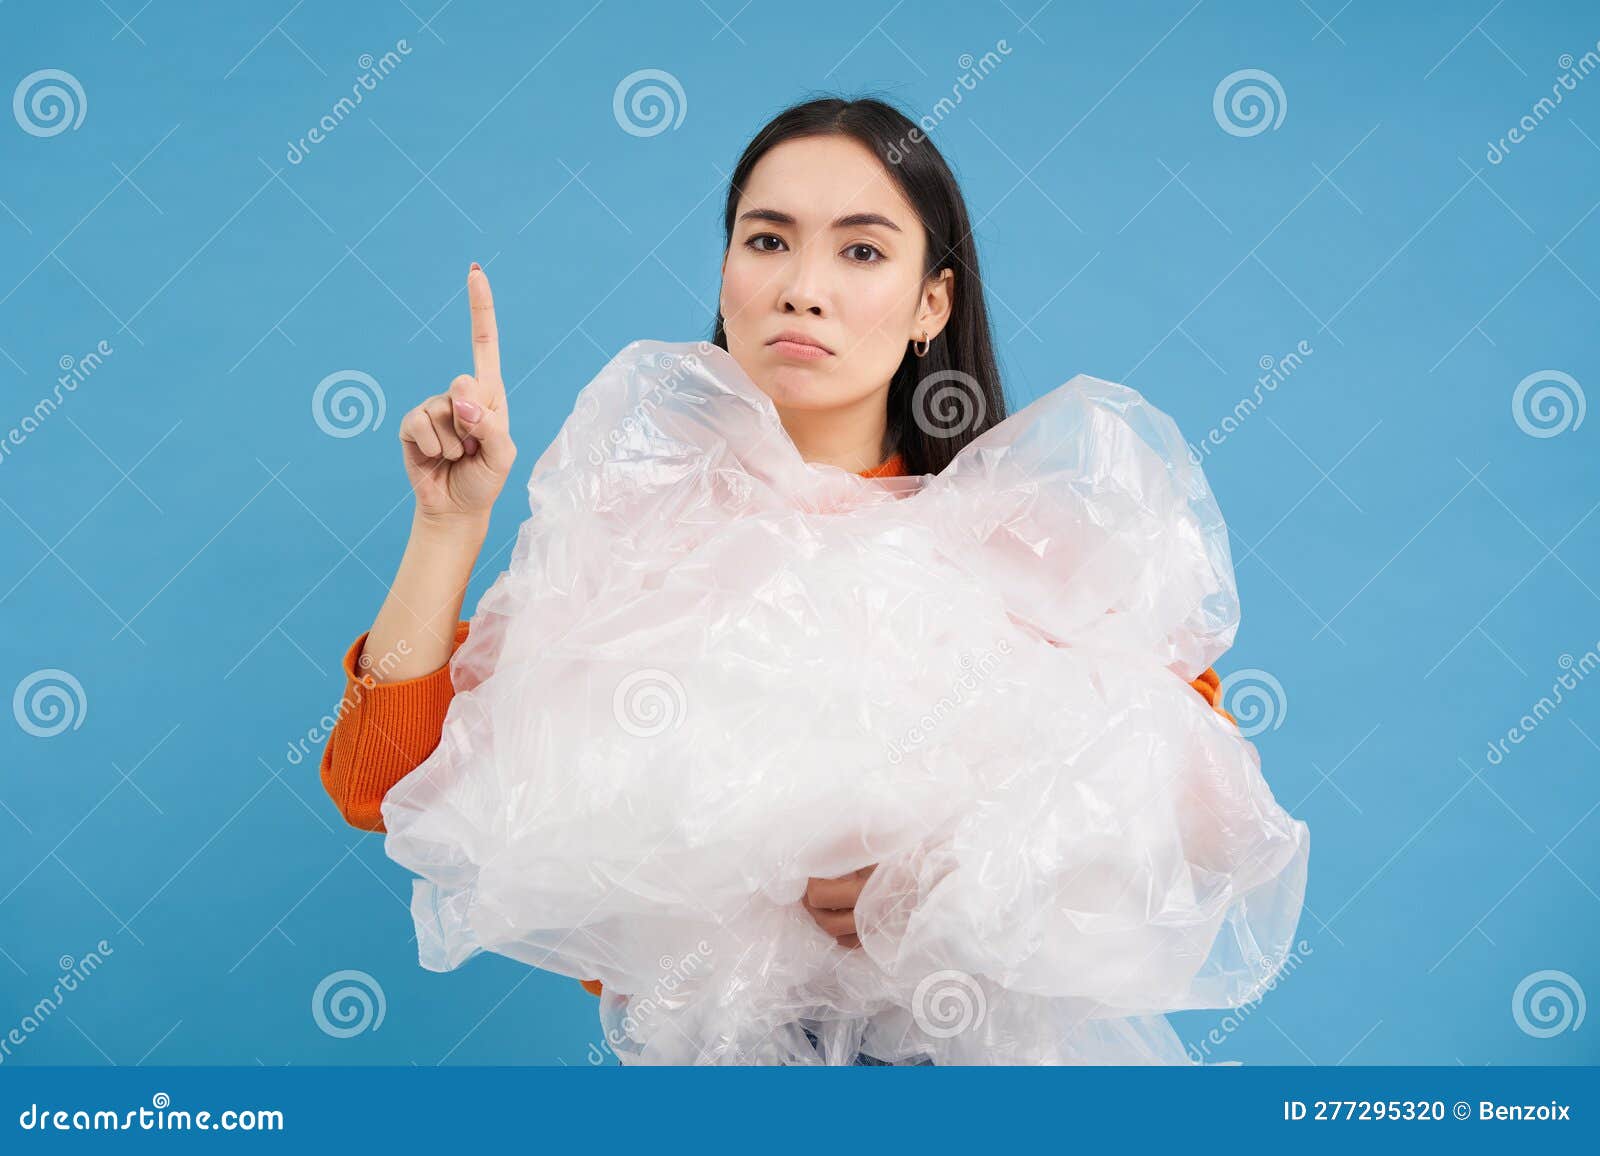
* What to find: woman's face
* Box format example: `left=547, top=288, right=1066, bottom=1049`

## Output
left=718, top=134, right=952, bottom=414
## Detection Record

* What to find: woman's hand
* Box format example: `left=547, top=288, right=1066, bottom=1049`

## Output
left=803, top=865, right=877, bottom=949
left=400, top=264, right=518, bottom=525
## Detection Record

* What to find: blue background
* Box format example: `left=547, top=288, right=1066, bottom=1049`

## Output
left=1, top=0, right=1596, bottom=1068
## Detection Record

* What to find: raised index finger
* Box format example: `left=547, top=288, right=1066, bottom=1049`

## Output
left=467, top=263, right=502, bottom=395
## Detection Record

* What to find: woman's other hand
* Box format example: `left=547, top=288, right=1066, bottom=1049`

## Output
left=399, top=264, right=518, bottom=525
left=803, top=865, right=877, bottom=949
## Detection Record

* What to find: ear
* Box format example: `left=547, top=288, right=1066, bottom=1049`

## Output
left=915, top=267, right=955, bottom=342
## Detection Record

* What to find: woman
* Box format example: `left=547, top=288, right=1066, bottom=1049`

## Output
left=318, top=96, right=1235, bottom=1021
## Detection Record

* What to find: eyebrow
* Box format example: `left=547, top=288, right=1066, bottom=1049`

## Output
left=736, top=207, right=902, bottom=232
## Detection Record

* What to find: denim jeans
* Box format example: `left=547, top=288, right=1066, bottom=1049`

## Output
left=799, top=1026, right=933, bottom=1066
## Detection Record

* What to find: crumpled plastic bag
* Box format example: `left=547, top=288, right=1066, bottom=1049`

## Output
left=381, top=339, right=1311, bottom=1066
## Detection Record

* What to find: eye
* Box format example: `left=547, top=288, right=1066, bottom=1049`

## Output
left=844, top=242, right=884, bottom=263
left=745, top=233, right=786, bottom=253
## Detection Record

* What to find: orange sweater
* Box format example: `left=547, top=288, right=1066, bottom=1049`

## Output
left=318, top=450, right=1237, bottom=999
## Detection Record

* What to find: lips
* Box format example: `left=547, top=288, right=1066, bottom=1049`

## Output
left=766, top=330, right=834, bottom=359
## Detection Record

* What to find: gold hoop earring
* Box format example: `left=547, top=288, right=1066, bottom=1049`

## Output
left=912, top=331, right=930, bottom=358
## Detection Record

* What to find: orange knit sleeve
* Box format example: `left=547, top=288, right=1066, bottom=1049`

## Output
left=1187, top=665, right=1236, bottom=726
left=318, top=619, right=607, bottom=998
left=318, top=620, right=470, bottom=833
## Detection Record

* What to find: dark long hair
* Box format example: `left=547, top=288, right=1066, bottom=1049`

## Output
left=711, top=96, right=1007, bottom=477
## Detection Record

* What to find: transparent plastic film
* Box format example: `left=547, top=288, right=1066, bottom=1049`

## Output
left=381, top=340, right=1310, bottom=1065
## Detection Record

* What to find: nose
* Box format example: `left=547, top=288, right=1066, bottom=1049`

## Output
left=781, top=294, right=824, bottom=316
left=779, top=243, right=828, bottom=317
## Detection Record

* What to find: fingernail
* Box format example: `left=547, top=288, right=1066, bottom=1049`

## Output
left=453, top=396, right=482, bottom=421
left=469, top=262, right=482, bottom=273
